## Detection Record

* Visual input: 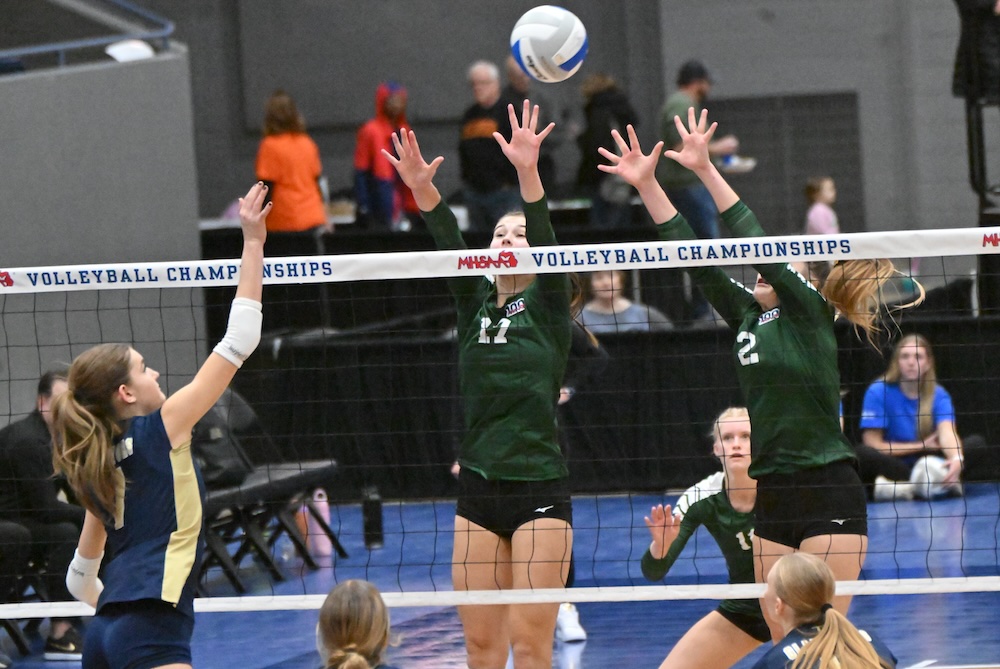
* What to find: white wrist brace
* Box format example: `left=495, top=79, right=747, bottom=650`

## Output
left=66, top=549, right=104, bottom=608
left=213, top=297, right=263, bottom=368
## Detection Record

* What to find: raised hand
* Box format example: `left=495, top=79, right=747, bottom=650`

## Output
left=664, top=107, right=717, bottom=173
left=495, top=99, right=554, bottom=172
left=382, top=129, right=444, bottom=193
left=597, top=124, right=663, bottom=188
left=644, top=503, right=681, bottom=560
left=238, top=182, right=270, bottom=245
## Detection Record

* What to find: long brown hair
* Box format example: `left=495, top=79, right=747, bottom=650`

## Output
left=882, top=333, right=937, bottom=439
left=262, top=89, right=306, bottom=136
left=51, top=343, right=132, bottom=521
left=317, top=580, right=391, bottom=669
left=771, top=553, right=891, bottom=669
left=821, top=259, right=923, bottom=346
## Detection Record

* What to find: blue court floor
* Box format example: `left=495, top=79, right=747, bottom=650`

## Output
left=4, top=483, right=999, bottom=668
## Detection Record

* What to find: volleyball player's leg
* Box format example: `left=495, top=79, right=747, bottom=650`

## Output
left=453, top=515, right=512, bottom=669
left=799, top=533, right=868, bottom=615
left=753, top=534, right=795, bottom=642
left=658, top=611, right=761, bottom=669
left=508, top=518, right=572, bottom=669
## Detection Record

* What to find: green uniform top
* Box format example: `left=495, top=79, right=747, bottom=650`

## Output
left=641, top=472, right=762, bottom=620
left=657, top=202, right=854, bottom=477
left=424, top=196, right=571, bottom=481
left=655, top=90, right=702, bottom=189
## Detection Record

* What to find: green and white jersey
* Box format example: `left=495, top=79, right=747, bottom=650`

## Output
left=641, top=472, right=761, bottom=620
left=424, top=197, right=571, bottom=481
left=657, top=202, right=854, bottom=477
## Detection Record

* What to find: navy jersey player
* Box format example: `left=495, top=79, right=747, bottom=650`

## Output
left=754, top=552, right=896, bottom=669
left=52, top=182, right=270, bottom=669
left=600, top=111, right=919, bottom=638
left=642, top=407, right=769, bottom=669
left=384, top=101, right=572, bottom=669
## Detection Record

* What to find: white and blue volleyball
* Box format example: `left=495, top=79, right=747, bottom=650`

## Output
left=510, top=6, right=588, bottom=83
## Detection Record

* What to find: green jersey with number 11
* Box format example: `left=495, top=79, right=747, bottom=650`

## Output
left=425, top=197, right=571, bottom=481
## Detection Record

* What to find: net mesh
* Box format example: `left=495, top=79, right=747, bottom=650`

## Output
left=1, top=227, right=999, bottom=623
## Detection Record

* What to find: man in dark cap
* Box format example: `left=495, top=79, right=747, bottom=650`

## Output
left=656, top=59, right=752, bottom=324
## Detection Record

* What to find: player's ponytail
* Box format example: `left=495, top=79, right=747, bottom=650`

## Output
left=822, top=259, right=924, bottom=347
left=52, top=343, right=132, bottom=522
left=773, top=553, right=891, bottom=669
left=317, top=580, right=391, bottom=669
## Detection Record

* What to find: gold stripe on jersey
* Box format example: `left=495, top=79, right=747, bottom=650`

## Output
left=112, top=468, right=126, bottom=530
left=162, top=441, right=202, bottom=605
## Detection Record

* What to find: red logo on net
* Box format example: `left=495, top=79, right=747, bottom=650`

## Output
left=985, top=232, right=1000, bottom=247
left=457, top=251, right=519, bottom=270
left=0, top=271, right=13, bottom=287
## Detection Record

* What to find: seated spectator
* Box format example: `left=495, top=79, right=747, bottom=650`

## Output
left=0, top=366, right=86, bottom=660
left=858, top=333, right=998, bottom=500
left=579, top=269, right=673, bottom=334
left=754, top=552, right=897, bottom=669
left=316, top=579, right=398, bottom=669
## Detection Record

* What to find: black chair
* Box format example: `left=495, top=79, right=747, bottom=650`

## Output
left=194, top=389, right=347, bottom=594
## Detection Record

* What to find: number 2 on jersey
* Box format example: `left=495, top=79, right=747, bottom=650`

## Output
left=478, top=317, right=511, bottom=345
left=736, top=331, right=759, bottom=366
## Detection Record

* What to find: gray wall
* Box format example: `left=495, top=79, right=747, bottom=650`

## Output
left=0, top=45, right=203, bottom=418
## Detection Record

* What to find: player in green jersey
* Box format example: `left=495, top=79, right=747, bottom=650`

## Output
left=642, top=407, right=769, bottom=669
left=384, top=100, right=572, bottom=669
left=600, top=110, right=918, bottom=639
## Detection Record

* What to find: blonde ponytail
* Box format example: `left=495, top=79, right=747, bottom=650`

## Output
left=822, top=259, right=923, bottom=347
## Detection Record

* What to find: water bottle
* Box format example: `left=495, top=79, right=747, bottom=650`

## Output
left=307, top=488, right=333, bottom=558
left=362, top=486, right=384, bottom=550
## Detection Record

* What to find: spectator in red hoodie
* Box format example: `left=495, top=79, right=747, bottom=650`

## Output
left=354, top=82, right=420, bottom=230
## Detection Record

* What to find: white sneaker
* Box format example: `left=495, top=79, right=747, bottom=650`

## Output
left=910, top=456, right=950, bottom=499
left=873, top=475, right=914, bottom=502
left=556, top=602, right=587, bottom=642
left=718, top=154, right=757, bottom=174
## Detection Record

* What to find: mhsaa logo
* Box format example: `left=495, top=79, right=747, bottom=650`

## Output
left=0, top=271, right=13, bottom=287
left=457, top=250, right=519, bottom=270
left=984, top=232, right=1000, bottom=247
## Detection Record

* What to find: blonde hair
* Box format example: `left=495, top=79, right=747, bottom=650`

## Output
left=709, top=406, right=750, bottom=442
left=771, top=553, right=891, bottom=669
left=263, top=89, right=306, bottom=136
left=883, top=333, right=937, bottom=439
left=318, top=580, right=391, bottom=669
left=51, top=343, right=132, bottom=521
left=821, top=259, right=923, bottom=346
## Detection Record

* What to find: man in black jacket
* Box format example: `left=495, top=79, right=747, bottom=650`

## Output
left=0, top=365, right=85, bottom=660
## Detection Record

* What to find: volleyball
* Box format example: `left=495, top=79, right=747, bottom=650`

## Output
left=510, top=5, right=588, bottom=83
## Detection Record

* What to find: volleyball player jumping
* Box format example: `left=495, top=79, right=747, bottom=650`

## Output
left=643, top=407, right=768, bottom=669
left=602, top=109, right=912, bottom=639
left=384, top=100, right=572, bottom=669
left=52, top=182, right=269, bottom=669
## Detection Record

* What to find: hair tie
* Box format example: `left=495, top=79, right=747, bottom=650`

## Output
left=820, top=603, right=834, bottom=614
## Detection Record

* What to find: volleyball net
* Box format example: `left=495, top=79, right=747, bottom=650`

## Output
left=2, top=225, right=999, bottom=620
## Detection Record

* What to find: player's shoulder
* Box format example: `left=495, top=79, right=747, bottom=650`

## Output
left=676, top=471, right=725, bottom=517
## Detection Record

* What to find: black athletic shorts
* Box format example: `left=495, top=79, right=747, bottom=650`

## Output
left=717, top=604, right=772, bottom=643
left=83, top=599, right=193, bottom=669
left=455, top=468, right=572, bottom=541
left=754, top=459, right=868, bottom=547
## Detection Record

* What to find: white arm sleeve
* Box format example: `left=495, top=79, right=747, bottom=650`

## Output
left=66, top=549, right=104, bottom=608
left=212, top=297, right=263, bottom=368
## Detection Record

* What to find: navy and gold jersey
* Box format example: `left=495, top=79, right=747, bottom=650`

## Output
left=641, top=472, right=762, bottom=621
left=657, top=202, right=854, bottom=478
left=752, top=623, right=897, bottom=669
left=98, top=410, right=205, bottom=618
left=424, top=197, right=571, bottom=481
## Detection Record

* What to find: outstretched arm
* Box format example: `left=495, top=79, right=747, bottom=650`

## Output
left=383, top=129, right=445, bottom=212
left=664, top=108, right=739, bottom=214
left=598, top=124, right=677, bottom=224
left=495, top=99, right=554, bottom=205
left=161, top=182, right=268, bottom=446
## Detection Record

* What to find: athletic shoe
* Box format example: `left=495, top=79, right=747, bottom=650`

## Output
left=718, top=154, right=757, bottom=174
left=555, top=602, right=587, bottom=642
left=910, top=456, right=950, bottom=500
left=0, top=650, right=12, bottom=669
left=872, top=475, right=914, bottom=502
left=44, top=626, right=83, bottom=661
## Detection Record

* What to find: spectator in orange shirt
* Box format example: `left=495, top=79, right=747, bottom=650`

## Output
left=255, top=90, right=329, bottom=236
left=354, top=81, right=421, bottom=231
